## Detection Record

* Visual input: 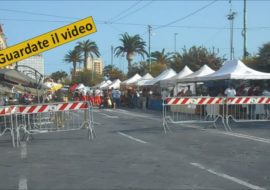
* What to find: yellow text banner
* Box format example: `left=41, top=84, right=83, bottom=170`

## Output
left=0, top=16, right=97, bottom=68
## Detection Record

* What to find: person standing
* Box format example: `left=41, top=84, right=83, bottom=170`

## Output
left=224, top=85, right=236, bottom=97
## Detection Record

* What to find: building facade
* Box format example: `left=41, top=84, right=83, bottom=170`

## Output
left=86, top=57, right=103, bottom=75
left=16, top=54, right=45, bottom=78
left=0, top=24, right=7, bottom=50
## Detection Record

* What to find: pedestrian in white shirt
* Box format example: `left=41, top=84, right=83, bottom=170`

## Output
left=224, top=85, right=236, bottom=97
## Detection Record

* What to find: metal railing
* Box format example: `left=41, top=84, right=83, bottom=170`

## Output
left=0, top=101, right=95, bottom=147
left=163, top=96, right=270, bottom=133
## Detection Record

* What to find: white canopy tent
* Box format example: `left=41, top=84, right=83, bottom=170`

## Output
left=93, top=81, right=106, bottom=88
left=76, top=83, right=85, bottom=90
left=131, top=73, right=153, bottom=86
left=121, top=73, right=141, bottom=86
left=105, top=79, right=121, bottom=89
left=93, top=80, right=112, bottom=89
left=196, top=59, right=270, bottom=81
left=178, top=65, right=215, bottom=83
left=144, top=68, right=176, bottom=86
left=100, top=80, right=112, bottom=89
left=160, top=66, right=193, bottom=87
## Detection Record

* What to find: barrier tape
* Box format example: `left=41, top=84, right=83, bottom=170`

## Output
left=226, top=97, right=270, bottom=105
left=166, top=97, right=224, bottom=105
left=0, top=106, right=16, bottom=115
left=17, top=102, right=88, bottom=114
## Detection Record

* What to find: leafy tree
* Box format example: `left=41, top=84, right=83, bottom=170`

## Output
left=114, top=32, right=148, bottom=73
left=50, top=71, right=68, bottom=83
left=72, top=70, right=103, bottom=86
left=76, top=39, right=100, bottom=70
left=242, top=55, right=258, bottom=69
left=103, top=64, right=126, bottom=81
left=170, top=52, right=185, bottom=72
left=256, top=42, right=270, bottom=72
left=63, top=48, right=82, bottom=77
left=150, top=48, right=172, bottom=68
left=127, top=61, right=149, bottom=77
left=180, top=46, right=224, bottom=71
left=149, top=62, right=166, bottom=77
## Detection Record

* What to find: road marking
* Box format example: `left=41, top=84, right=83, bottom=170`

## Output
left=185, top=124, right=270, bottom=145
left=221, top=132, right=270, bottom=144
left=18, top=177, right=27, bottom=190
left=118, top=132, right=147, bottom=144
left=190, top=162, right=266, bottom=190
left=21, top=142, right=27, bottom=159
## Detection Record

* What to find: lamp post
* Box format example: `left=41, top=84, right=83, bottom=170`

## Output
left=148, top=25, right=152, bottom=72
left=227, top=11, right=236, bottom=60
left=174, top=33, right=178, bottom=52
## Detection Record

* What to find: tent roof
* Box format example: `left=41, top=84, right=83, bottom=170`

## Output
left=93, top=80, right=112, bottom=89
left=196, top=59, right=270, bottom=81
left=106, top=79, right=121, bottom=89
left=161, top=66, right=193, bottom=86
left=100, top=80, right=112, bottom=89
left=144, top=68, right=176, bottom=86
left=131, top=73, right=153, bottom=86
left=121, top=73, right=141, bottom=85
left=76, top=83, right=85, bottom=90
left=178, top=65, right=215, bottom=83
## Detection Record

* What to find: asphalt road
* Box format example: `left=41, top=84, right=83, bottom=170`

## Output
left=0, top=107, right=270, bottom=190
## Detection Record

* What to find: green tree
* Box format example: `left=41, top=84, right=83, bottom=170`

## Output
left=149, top=63, right=167, bottom=77
left=72, top=70, right=103, bottom=86
left=63, top=48, right=82, bottom=77
left=50, top=71, right=68, bottom=83
left=170, top=52, right=185, bottom=72
left=76, top=39, right=100, bottom=70
left=127, top=61, right=149, bottom=77
left=103, top=65, right=126, bottom=81
left=114, top=32, right=147, bottom=73
left=181, top=46, right=223, bottom=71
left=256, top=42, right=270, bottom=72
left=150, top=48, right=172, bottom=68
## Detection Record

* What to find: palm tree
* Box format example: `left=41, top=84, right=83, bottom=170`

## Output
left=76, top=39, right=100, bottom=70
left=114, top=32, right=147, bottom=73
left=64, top=48, right=82, bottom=77
left=150, top=48, right=172, bottom=68
left=170, top=52, right=185, bottom=72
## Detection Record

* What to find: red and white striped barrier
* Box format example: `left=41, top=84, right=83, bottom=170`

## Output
left=17, top=102, right=88, bottom=114
left=0, top=106, right=16, bottom=115
left=226, top=96, right=270, bottom=105
left=165, top=97, right=224, bottom=105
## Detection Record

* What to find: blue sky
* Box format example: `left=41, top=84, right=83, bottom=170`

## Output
left=1, top=1, right=270, bottom=75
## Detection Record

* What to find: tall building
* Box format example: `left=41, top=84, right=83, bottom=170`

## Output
left=0, top=24, right=12, bottom=69
left=86, top=57, right=103, bottom=75
left=16, top=54, right=45, bottom=78
left=0, top=24, right=7, bottom=50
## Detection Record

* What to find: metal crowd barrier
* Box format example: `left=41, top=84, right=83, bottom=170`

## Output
left=163, top=96, right=226, bottom=133
left=0, top=106, right=16, bottom=147
left=15, top=101, right=95, bottom=147
left=225, top=96, right=270, bottom=128
left=163, top=96, right=270, bottom=133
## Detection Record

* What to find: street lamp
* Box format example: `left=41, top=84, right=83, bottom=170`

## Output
left=227, top=11, right=237, bottom=60
left=174, top=33, right=178, bottom=52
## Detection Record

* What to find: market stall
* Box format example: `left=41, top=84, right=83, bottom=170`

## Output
left=196, top=59, right=270, bottom=81
left=143, top=68, right=176, bottom=110
left=105, top=79, right=121, bottom=90
left=120, top=73, right=141, bottom=90
left=160, top=66, right=194, bottom=96
left=132, top=73, right=153, bottom=87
